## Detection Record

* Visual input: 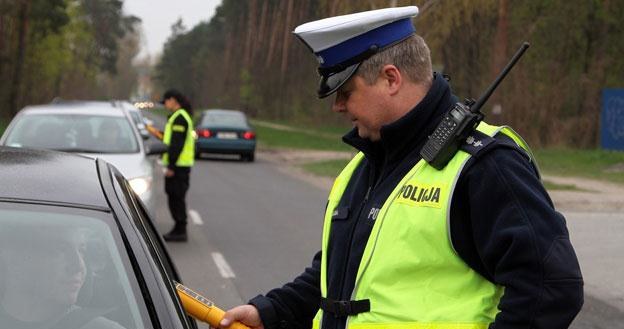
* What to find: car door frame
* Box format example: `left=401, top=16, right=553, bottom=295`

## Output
left=97, top=158, right=196, bottom=329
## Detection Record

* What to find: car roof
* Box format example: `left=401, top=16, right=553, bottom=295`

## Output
left=201, top=109, right=246, bottom=116
left=19, top=101, right=126, bottom=117
left=116, top=100, right=140, bottom=112
left=0, top=147, right=109, bottom=209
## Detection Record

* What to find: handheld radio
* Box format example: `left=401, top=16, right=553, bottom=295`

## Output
left=420, top=42, right=530, bottom=170
left=175, top=282, right=251, bottom=329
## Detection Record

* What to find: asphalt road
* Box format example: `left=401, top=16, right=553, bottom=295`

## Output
left=150, top=155, right=325, bottom=328
left=147, top=155, right=623, bottom=328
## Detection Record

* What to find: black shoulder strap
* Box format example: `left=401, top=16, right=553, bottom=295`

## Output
left=461, top=130, right=530, bottom=159
left=459, top=130, right=496, bottom=157
left=459, top=129, right=539, bottom=177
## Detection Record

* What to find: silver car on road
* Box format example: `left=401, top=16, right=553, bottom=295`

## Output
left=0, top=101, right=166, bottom=211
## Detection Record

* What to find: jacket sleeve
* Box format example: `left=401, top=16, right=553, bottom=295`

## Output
left=167, top=114, right=189, bottom=169
left=451, top=145, right=584, bottom=329
left=249, top=251, right=322, bottom=329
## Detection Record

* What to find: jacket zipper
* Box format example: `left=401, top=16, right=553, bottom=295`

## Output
left=334, top=162, right=376, bottom=329
left=333, top=158, right=382, bottom=329
left=337, top=184, right=372, bottom=300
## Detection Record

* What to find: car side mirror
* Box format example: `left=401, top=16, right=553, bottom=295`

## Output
left=145, top=140, right=168, bottom=156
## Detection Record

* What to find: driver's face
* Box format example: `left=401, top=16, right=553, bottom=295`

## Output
left=5, top=234, right=87, bottom=306
left=43, top=237, right=87, bottom=305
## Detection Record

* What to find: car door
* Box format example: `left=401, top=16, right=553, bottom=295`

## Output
left=99, top=159, right=196, bottom=329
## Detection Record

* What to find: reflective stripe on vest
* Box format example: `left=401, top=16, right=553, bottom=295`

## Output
left=162, top=109, right=195, bottom=167
left=313, top=122, right=534, bottom=329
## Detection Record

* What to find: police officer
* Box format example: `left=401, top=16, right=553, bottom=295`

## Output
left=219, top=6, right=583, bottom=329
left=160, top=89, right=195, bottom=242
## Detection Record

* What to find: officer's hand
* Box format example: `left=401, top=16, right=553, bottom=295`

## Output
left=146, top=124, right=163, bottom=140
left=165, top=169, right=175, bottom=177
left=218, top=305, right=264, bottom=329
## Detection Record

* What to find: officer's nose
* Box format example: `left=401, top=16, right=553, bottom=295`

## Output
left=332, top=94, right=347, bottom=113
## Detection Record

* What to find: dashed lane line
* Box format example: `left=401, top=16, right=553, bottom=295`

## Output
left=189, top=209, right=203, bottom=225
left=211, top=252, right=236, bottom=278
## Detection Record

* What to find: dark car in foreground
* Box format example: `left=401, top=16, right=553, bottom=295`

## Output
left=195, top=109, right=256, bottom=162
left=0, top=147, right=196, bottom=329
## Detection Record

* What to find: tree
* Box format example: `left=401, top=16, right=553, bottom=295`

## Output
left=1, top=0, right=142, bottom=122
left=3, top=0, right=69, bottom=117
left=81, top=0, right=140, bottom=73
left=155, top=0, right=624, bottom=147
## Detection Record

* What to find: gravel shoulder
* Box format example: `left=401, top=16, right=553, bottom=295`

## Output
left=258, top=149, right=624, bottom=213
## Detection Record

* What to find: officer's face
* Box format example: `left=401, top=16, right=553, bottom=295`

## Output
left=332, top=75, right=389, bottom=141
left=164, top=98, right=179, bottom=111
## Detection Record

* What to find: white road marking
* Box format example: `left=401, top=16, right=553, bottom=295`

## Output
left=211, top=252, right=236, bottom=278
left=189, top=209, right=203, bottom=225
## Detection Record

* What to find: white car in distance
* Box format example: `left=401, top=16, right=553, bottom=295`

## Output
left=0, top=101, right=167, bottom=211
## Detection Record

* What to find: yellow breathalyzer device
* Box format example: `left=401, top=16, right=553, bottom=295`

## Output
left=175, top=282, right=250, bottom=329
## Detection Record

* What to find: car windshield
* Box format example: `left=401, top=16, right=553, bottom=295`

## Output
left=5, top=114, right=139, bottom=153
left=201, top=112, right=247, bottom=128
left=0, top=204, right=151, bottom=329
left=128, top=111, right=143, bottom=126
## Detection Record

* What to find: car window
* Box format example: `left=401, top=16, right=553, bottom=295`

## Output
left=201, top=112, right=247, bottom=128
left=5, top=114, right=139, bottom=153
left=129, top=111, right=143, bottom=126
left=0, top=203, right=153, bottom=329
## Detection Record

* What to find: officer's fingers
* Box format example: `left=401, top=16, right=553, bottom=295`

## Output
left=220, top=305, right=263, bottom=329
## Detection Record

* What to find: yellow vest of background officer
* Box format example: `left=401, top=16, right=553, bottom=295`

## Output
left=162, top=109, right=195, bottom=167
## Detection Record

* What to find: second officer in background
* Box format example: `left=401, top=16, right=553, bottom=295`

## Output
left=160, top=89, right=195, bottom=242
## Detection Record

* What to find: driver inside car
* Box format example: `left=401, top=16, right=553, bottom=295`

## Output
left=0, top=225, right=126, bottom=329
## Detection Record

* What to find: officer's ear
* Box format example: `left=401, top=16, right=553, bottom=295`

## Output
left=379, top=64, right=402, bottom=96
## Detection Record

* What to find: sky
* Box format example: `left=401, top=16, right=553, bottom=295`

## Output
left=123, top=0, right=223, bottom=58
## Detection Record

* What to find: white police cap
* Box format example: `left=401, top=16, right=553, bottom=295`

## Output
left=294, top=6, right=419, bottom=98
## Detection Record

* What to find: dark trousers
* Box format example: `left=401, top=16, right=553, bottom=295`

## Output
left=164, top=168, right=190, bottom=226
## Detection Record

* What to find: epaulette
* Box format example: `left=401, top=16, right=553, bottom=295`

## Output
left=459, top=130, right=496, bottom=157
left=460, top=130, right=531, bottom=162
left=459, top=130, right=538, bottom=177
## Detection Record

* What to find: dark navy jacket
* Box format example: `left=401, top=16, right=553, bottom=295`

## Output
left=250, top=74, right=584, bottom=329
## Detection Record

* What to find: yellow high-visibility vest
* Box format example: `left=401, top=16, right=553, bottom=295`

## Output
left=162, top=109, right=195, bottom=167
left=314, top=122, right=535, bottom=329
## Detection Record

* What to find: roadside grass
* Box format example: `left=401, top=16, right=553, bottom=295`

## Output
left=0, top=119, right=6, bottom=136
left=252, top=119, right=350, bottom=137
left=302, top=159, right=598, bottom=191
left=252, top=120, right=351, bottom=151
left=534, top=148, right=624, bottom=184
left=302, top=159, right=350, bottom=177
left=256, top=121, right=624, bottom=187
left=301, top=150, right=624, bottom=189
left=541, top=180, right=584, bottom=191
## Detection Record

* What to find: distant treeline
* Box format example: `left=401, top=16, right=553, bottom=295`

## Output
left=158, top=0, right=623, bottom=147
left=0, top=0, right=140, bottom=120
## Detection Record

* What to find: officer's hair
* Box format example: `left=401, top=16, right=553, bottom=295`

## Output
left=357, top=34, right=433, bottom=87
